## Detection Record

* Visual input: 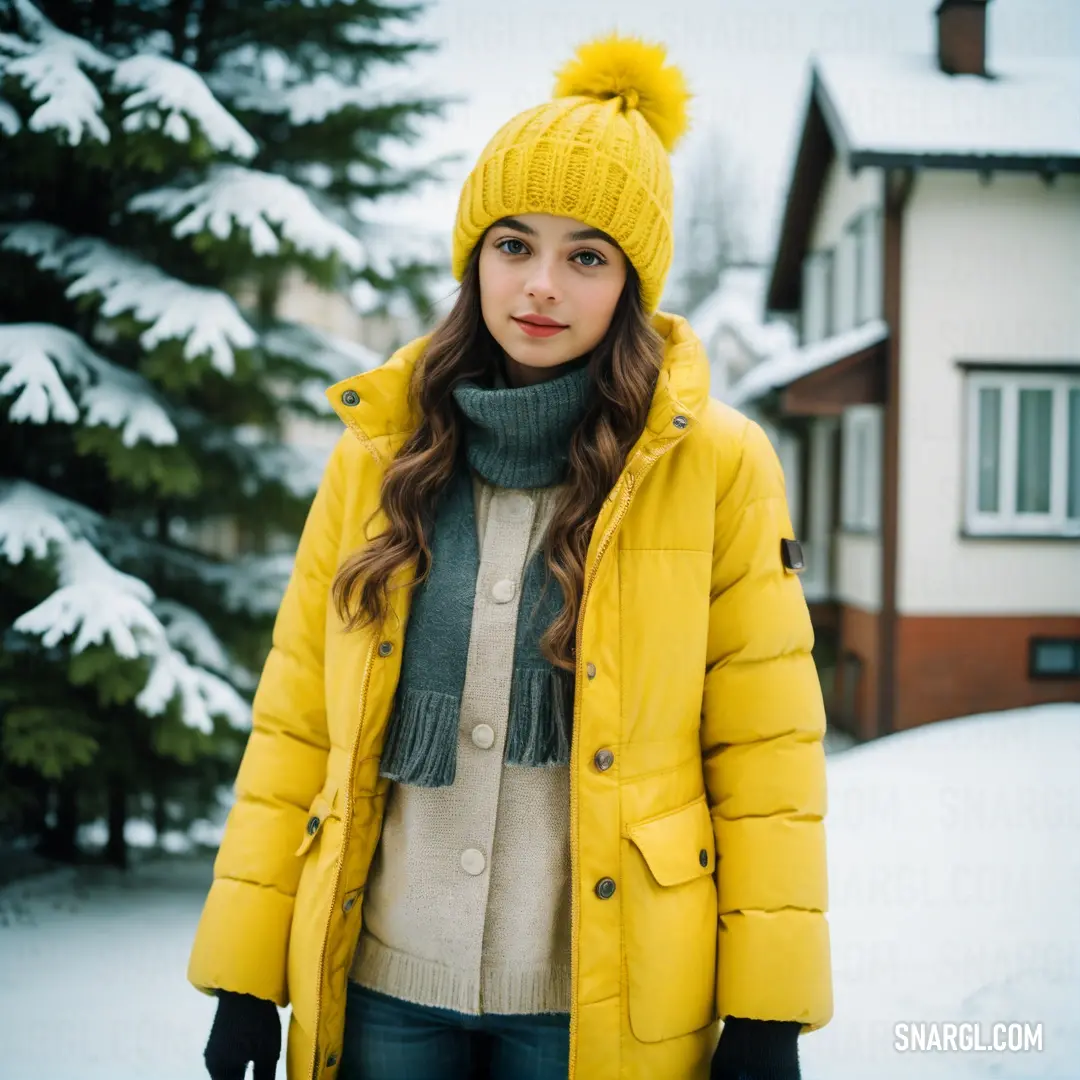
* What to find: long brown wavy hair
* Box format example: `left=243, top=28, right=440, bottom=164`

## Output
left=331, top=225, right=665, bottom=671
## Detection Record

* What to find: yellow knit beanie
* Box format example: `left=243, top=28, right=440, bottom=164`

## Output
left=451, top=34, right=693, bottom=315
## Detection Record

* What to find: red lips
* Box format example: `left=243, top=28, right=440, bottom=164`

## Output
left=513, top=316, right=567, bottom=338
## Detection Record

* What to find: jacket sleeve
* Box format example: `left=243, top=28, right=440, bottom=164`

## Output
left=188, top=433, right=349, bottom=1007
left=701, top=416, right=833, bottom=1033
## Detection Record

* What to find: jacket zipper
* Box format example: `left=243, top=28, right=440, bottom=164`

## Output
left=566, top=434, right=684, bottom=1080
left=346, top=418, right=386, bottom=468
left=309, top=420, right=399, bottom=1073
left=310, top=418, right=687, bottom=1076
left=309, top=634, right=379, bottom=1080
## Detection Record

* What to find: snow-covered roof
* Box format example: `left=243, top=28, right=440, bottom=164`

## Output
left=689, top=265, right=766, bottom=342
left=689, top=265, right=797, bottom=359
left=816, top=53, right=1080, bottom=165
left=767, top=51, right=1080, bottom=314
left=727, top=319, right=888, bottom=408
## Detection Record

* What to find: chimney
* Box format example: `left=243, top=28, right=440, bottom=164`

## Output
left=936, top=0, right=990, bottom=77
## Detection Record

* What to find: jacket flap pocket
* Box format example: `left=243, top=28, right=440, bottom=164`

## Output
left=627, top=796, right=715, bottom=887
left=294, top=782, right=339, bottom=857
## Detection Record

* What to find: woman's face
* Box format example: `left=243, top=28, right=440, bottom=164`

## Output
left=478, top=213, right=628, bottom=386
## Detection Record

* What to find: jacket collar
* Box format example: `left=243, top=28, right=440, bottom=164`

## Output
left=325, top=311, right=710, bottom=458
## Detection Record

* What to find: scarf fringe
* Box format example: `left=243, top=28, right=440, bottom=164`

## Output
left=504, top=667, right=573, bottom=767
left=379, top=689, right=460, bottom=787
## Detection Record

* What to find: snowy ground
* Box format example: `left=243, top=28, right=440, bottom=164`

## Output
left=803, top=702, right=1080, bottom=1080
left=0, top=702, right=1077, bottom=1080
left=0, top=856, right=246, bottom=1080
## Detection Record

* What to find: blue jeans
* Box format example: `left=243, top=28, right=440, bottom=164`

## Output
left=339, top=983, right=571, bottom=1080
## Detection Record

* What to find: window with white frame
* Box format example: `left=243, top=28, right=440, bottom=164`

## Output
left=832, top=226, right=858, bottom=336
left=801, top=250, right=833, bottom=345
left=965, top=371, right=1080, bottom=536
left=854, top=208, right=883, bottom=323
left=775, top=429, right=804, bottom=538
left=841, top=405, right=883, bottom=532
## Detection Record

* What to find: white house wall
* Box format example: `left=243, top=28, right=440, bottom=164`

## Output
left=809, top=161, right=883, bottom=250
left=804, top=163, right=886, bottom=612
left=898, top=171, right=1080, bottom=615
left=835, top=532, right=882, bottom=611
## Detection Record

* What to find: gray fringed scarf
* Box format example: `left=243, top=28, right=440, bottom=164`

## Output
left=378, top=357, right=592, bottom=788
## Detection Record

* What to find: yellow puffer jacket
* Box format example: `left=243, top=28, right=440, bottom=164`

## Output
left=188, top=311, right=832, bottom=1079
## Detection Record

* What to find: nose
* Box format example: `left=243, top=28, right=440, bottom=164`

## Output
left=525, top=257, right=559, bottom=302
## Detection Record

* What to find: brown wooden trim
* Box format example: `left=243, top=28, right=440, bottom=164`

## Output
left=877, top=168, right=913, bottom=737
left=779, top=341, right=887, bottom=416
left=807, top=601, right=840, bottom=633
left=767, top=84, right=836, bottom=313
left=836, top=604, right=882, bottom=740
left=955, top=359, right=1080, bottom=373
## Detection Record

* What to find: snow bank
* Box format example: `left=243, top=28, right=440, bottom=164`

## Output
left=2, top=703, right=1075, bottom=1079
left=804, top=702, right=1080, bottom=1079
left=0, top=859, right=262, bottom=1080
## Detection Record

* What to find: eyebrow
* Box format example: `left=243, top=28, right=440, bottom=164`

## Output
left=493, top=216, right=618, bottom=247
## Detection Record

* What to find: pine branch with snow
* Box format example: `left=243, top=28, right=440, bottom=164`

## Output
left=0, top=1, right=112, bottom=146
left=0, top=0, right=443, bottom=863
left=2, top=222, right=258, bottom=378
left=130, top=165, right=367, bottom=280
left=0, top=322, right=178, bottom=444
left=0, top=482, right=252, bottom=735
left=114, top=54, right=259, bottom=162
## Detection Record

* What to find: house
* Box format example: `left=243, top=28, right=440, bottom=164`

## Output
left=727, top=0, right=1080, bottom=740
left=688, top=263, right=797, bottom=401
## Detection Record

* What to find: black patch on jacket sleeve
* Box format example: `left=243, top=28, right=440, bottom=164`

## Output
left=780, top=538, right=805, bottom=572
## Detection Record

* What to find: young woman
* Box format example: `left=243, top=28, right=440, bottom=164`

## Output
left=191, top=33, right=832, bottom=1080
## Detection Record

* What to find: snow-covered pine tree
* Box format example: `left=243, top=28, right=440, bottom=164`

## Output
left=0, top=0, right=448, bottom=866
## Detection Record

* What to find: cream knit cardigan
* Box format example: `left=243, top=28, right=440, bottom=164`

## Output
left=348, top=477, right=571, bottom=1015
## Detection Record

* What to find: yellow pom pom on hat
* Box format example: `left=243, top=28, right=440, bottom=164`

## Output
left=451, top=33, right=692, bottom=314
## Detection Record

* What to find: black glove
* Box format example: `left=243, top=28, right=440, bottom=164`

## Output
left=711, top=1017, right=802, bottom=1080
left=204, top=990, right=282, bottom=1080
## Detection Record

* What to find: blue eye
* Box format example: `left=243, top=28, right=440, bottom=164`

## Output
left=494, top=237, right=607, bottom=267
left=573, top=250, right=606, bottom=267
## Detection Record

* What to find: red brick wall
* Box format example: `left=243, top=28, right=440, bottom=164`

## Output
left=894, top=614, right=1080, bottom=730
left=814, top=609, right=1078, bottom=739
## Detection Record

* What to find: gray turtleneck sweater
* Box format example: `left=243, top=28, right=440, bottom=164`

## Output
left=348, top=359, right=589, bottom=1016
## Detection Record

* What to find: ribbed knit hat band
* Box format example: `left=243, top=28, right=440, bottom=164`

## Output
left=451, top=34, right=692, bottom=314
